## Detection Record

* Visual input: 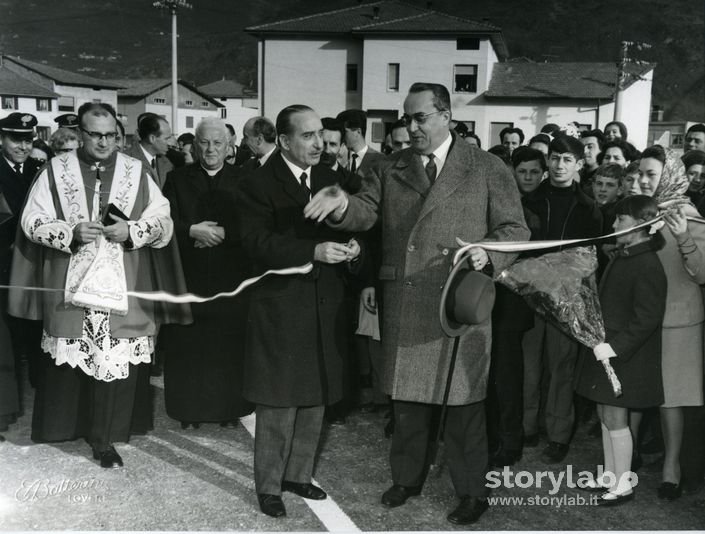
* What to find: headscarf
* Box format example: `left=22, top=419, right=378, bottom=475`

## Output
left=652, top=147, right=693, bottom=210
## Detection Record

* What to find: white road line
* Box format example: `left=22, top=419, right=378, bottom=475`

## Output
left=149, top=383, right=361, bottom=532
left=239, top=413, right=360, bottom=532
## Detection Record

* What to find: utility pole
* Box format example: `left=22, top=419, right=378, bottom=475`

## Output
left=614, top=40, right=651, bottom=121
left=153, top=0, right=192, bottom=134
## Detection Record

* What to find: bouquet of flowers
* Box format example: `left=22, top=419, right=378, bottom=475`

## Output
left=494, top=246, right=622, bottom=397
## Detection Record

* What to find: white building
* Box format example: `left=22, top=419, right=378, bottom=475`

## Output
left=107, top=78, right=223, bottom=143
left=246, top=0, right=654, bottom=150
left=1, top=55, right=120, bottom=134
left=0, top=65, right=59, bottom=140
left=198, top=78, right=259, bottom=134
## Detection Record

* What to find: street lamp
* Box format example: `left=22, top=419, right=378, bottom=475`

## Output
left=153, top=0, right=192, bottom=134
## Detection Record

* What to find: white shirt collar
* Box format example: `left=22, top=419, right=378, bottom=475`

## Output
left=4, top=156, right=21, bottom=172
left=281, top=153, right=312, bottom=186
left=140, top=143, right=156, bottom=163
left=201, top=164, right=224, bottom=176
left=259, top=146, right=276, bottom=166
left=421, top=132, right=452, bottom=177
left=351, top=145, right=369, bottom=167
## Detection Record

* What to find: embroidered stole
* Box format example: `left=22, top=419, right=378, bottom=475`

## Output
left=53, top=153, right=141, bottom=315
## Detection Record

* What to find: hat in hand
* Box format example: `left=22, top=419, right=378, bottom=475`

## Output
left=439, top=257, right=496, bottom=337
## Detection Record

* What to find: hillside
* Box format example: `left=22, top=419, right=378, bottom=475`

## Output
left=0, top=0, right=702, bottom=121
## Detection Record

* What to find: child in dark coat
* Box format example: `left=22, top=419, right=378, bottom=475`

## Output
left=575, top=195, right=667, bottom=506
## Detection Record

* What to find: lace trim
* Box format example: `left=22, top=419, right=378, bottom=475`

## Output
left=42, top=309, right=153, bottom=382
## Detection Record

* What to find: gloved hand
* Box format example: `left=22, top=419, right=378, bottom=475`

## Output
left=593, top=343, right=617, bottom=362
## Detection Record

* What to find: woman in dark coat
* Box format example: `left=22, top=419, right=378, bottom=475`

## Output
left=162, top=125, right=253, bottom=427
left=575, top=195, right=667, bottom=506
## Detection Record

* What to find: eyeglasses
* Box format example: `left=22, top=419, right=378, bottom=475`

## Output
left=401, top=110, right=446, bottom=126
left=80, top=128, right=118, bottom=142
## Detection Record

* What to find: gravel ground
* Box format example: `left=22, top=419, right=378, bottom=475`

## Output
left=1, top=369, right=704, bottom=532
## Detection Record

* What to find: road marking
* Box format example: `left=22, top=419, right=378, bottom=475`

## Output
left=239, top=413, right=360, bottom=532
left=150, top=381, right=360, bottom=532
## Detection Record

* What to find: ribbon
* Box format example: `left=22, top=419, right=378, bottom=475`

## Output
left=0, top=263, right=314, bottom=304
left=453, top=214, right=705, bottom=265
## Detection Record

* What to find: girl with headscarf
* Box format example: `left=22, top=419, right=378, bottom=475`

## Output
left=636, top=145, right=705, bottom=500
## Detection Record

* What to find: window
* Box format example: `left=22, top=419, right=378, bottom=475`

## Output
left=371, top=121, right=386, bottom=143
left=154, top=97, right=166, bottom=104
left=201, top=101, right=209, bottom=107
left=36, top=126, right=51, bottom=141
left=58, top=96, right=75, bottom=111
left=490, top=122, right=513, bottom=145
left=454, top=65, right=478, bottom=93
left=185, top=100, right=193, bottom=107
left=220, top=108, right=227, bottom=119
left=1, top=96, right=17, bottom=110
left=36, top=98, right=51, bottom=112
left=346, top=64, right=358, bottom=92
left=186, top=116, right=194, bottom=128
left=387, top=63, right=399, bottom=92
left=457, top=38, right=480, bottom=50
left=672, top=133, right=684, bottom=148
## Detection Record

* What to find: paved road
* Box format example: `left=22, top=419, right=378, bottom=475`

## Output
left=1, top=372, right=703, bottom=531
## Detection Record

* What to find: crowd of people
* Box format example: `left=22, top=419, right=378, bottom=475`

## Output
left=0, top=83, right=704, bottom=525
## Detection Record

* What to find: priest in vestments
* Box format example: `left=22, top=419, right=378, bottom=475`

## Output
left=9, top=102, right=184, bottom=468
left=162, top=117, right=253, bottom=427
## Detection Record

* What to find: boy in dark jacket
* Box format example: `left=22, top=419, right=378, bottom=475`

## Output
left=523, top=135, right=603, bottom=464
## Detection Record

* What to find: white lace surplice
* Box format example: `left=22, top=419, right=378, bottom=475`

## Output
left=21, top=152, right=173, bottom=382
left=42, top=310, right=153, bottom=382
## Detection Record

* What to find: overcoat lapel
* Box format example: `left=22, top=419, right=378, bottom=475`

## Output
left=417, top=138, right=470, bottom=223
left=390, top=150, right=431, bottom=198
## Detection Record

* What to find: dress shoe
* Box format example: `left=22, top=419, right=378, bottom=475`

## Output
left=381, top=484, right=421, bottom=508
left=523, top=433, right=539, bottom=447
left=657, top=482, right=682, bottom=501
left=596, top=490, right=634, bottom=507
left=257, top=493, right=286, bottom=517
left=447, top=496, right=489, bottom=525
left=491, top=447, right=522, bottom=467
left=281, top=481, right=327, bottom=500
left=92, top=445, right=123, bottom=468
left=541, top=441, right=569, bottom=464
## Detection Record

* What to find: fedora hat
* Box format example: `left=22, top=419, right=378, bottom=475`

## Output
left=439, top=257, right=496, bottom=337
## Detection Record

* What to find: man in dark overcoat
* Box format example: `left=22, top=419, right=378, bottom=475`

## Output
left=236, top=104, right=360, bottom=518
left=305, top=83, right=529, bottom=525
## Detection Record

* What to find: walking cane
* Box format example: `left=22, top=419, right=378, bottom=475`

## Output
left=428, top=335, right=461, bottom=472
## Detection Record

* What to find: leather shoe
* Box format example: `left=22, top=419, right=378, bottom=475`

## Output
left=657, top=482, right=682, bottom=501
left=381, top=484, right=421, bottom=507
left=447, top=496, right=489, bottom=525
left=257, top=493, right=286, bottom=517
left=92, top=445, right=123, bottom=468
left=596, top=490, right=634, bottom=506
left=281, top=481, right=327, bottom=500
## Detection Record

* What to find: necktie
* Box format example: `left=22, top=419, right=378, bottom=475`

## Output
left=299, top=172, right=311, bottom=198
left=350, top=153, right=358, bottom=174
left=13, top=163, right=22, bottom=175
left=253, top=159, right=261, bottom=169
left=425, top=153, right=437, bottom=184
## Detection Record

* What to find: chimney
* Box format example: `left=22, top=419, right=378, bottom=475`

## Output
left=373, top=6, right=380, bottom=19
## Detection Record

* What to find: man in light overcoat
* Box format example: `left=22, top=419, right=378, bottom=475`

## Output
left=305, top=82, right=529, bottom=525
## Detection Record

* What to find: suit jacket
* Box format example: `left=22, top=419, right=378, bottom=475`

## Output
left=127, top=143, right=174, bottom=189
left=354, top=146, right=385, bottom=178
left=236, top=153, right=356, bottom=407
left=332, top=132, right=530, bottom=405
